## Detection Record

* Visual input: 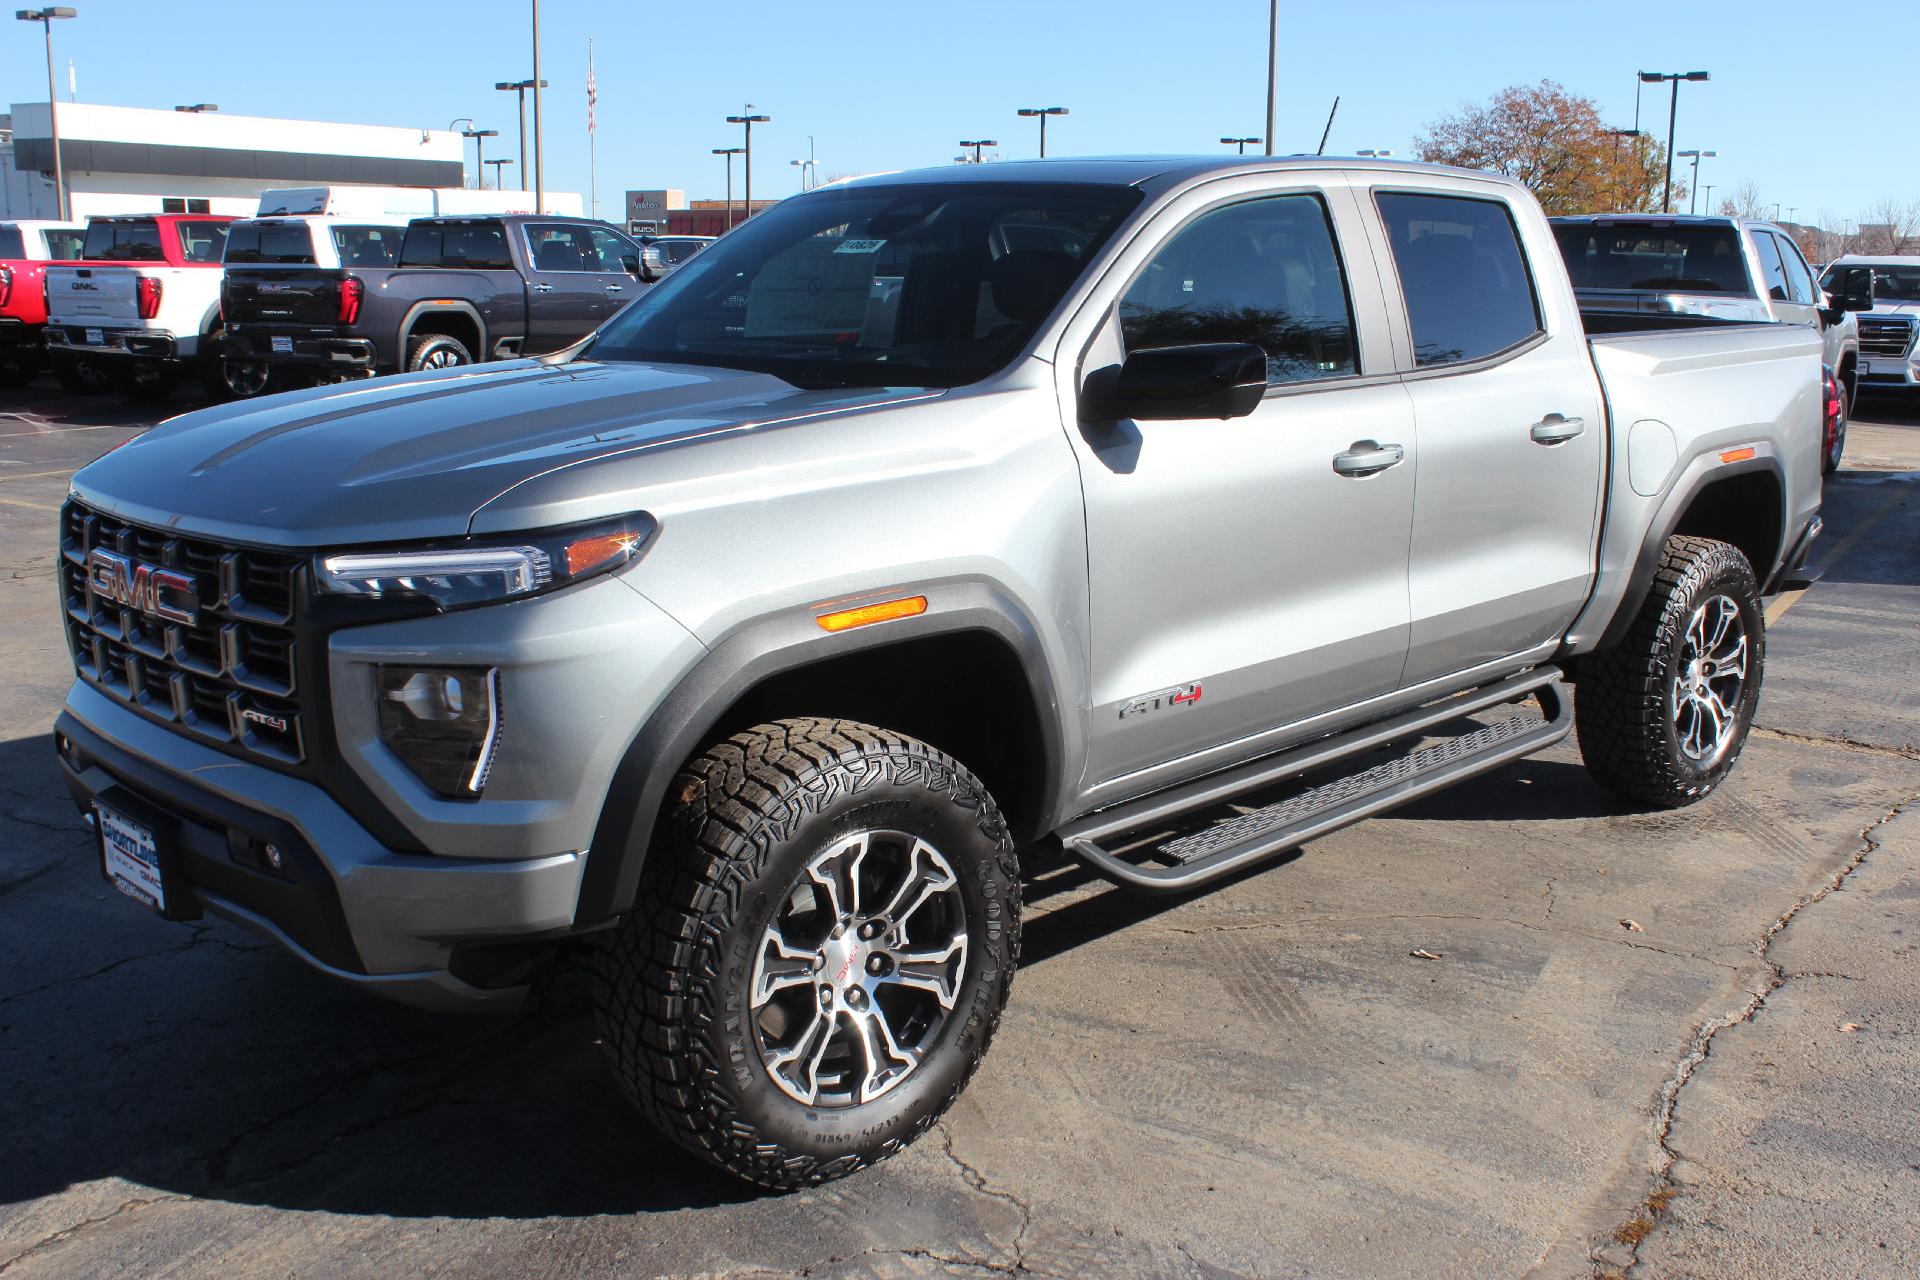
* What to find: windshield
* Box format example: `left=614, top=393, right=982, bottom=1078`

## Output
left=225, top=222, right=316, bottom=265
left=1827, top=265, right=1920, bottom=304
left=588, top=182, right=1141, bottom=389
left=1553, top=223, right=1753, bottom=294
left=81, top=220, right=165, bottom=262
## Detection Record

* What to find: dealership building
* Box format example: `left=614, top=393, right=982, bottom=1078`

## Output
left=0, top=101, right=467, bottom=220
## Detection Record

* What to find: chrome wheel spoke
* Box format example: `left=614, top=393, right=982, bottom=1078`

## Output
left=751, top=921, right=819, bottom=1006
left=806, top=833, right=866, bottom=922
left=847, top=1004, right=918, bottom=1103
left=763, top=1003, right=836, bottom=1105
left=1703, top=597, right=1736, bottom=655
left=873, top=839, right=957, bottom=929
left=880, top=934, right=968, bottom=1010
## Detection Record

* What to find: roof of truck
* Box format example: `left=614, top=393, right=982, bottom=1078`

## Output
left=830, top=154, right=1526, bottom=192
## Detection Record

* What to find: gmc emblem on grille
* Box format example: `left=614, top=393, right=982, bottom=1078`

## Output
left=85, top=548, right=200, bottom=624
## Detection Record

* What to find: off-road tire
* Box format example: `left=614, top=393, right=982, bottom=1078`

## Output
left=49, top=353, right=108, bottom=394
left=405, top=334, right=473, bottom=372
left=1822, top=384, right=1848, bottom=475
left=0, top=357, right=35, bottom=388
left=592, top=717, right=1021, bottom=1189
left=1575, top=535, right=1764, bottom=808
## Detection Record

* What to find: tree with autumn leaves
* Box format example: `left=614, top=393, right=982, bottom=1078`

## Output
left=1414, top=80, right=1675, bottom=215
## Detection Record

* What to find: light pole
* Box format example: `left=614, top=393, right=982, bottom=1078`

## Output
left=1220, top=135, right=1260, bottom=155
left=1264, top=0, right=1278, bottom=155
left=1638, top=70, right=1709, bottom=213
left=485, top=158, right=513, bottom=190
left=1016, top=106, right=1068, bottom=157
left=17, top=7, right=76, bottom=221
left=461, top=127, right=498, bottom=188
left=712, top=146, right=743, bottom=231
left=1677, top=149, right=1716, bottom=215
left=1702, top=184, right=1714, bottom=214
left=789, top=158, right=816, bottom=190
left=530, top=0, right=544, bottom=213
left=1604, top=128, right=1640, bottom=209
left=959, top=139, right=997, bottom=163
left=726, top=107, right=770, bottom=218
left=494, top=78, right=547, bottom=179
left=174, top=103, right=217, bottom=113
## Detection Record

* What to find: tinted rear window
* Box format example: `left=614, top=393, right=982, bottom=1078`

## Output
left=81, top=220, right=165, bottom=262
left=332, top=225, right=401, bottom=267
left=1378, top=192, right=1542, bottom=367
left=1552, top=223, right=1752, bottom=295
left=0, top=228, right=23, bottom=258
left=225, top=223, right=317, bottom=265
left=400, top=222, right=512, bottom=269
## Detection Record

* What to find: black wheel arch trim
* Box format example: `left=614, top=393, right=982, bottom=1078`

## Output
left=572, top=578, right=1070, bottom=930
left=1591, top=452, right=1791, bottom=653
left=399, top=301, right=488, bottom=360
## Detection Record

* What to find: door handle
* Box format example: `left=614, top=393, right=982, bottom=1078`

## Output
left=604, top=284, right=625, bottom=292
left=532, top=282, right=554, bottom=293
left=1331, top=440, right=1406, bottom=477
left=1529, top=414, right=1586, bottom=445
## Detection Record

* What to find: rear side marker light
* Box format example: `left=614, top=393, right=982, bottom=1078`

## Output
left=1718, top=447, right=1756, bottom=464
left=816, top=595, right=928, bottom=633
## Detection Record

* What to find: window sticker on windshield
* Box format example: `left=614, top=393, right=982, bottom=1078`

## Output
left=833, top=238, right=886, bottom=255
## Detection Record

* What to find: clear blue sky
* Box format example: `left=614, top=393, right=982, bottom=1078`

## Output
left=1, top=0, right=1897, bottom=227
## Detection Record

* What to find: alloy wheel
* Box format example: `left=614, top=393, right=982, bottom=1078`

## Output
left=1671, top=593, right=1749, bottom=765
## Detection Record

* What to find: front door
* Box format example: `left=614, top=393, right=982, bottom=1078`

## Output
left=1067, top=184, right=1418, bottom=791
left=521, top=222, right=624, bottom=352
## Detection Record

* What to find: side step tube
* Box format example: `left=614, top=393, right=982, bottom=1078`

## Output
left=1061, top=669, right=1573, bottom=894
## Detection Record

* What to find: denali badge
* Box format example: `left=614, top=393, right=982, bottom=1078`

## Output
left=85, top=548, right=199, bottom=625
left=1119, top=681, right=1204, bottom=719
left=240, top=707, right=289, bottom=733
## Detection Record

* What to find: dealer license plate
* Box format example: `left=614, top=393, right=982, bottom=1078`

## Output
left=271, top=336, right=293, bottom=353
left=85, top=328, right=104, bottom=346
left=95, top=801, right=165, bottom=913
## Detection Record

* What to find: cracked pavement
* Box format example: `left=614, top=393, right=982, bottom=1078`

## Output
left=0, top=385, right=1916, bottom=1278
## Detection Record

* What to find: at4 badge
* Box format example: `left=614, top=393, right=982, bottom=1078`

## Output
left=1119, top=682, right=1204, bottom=719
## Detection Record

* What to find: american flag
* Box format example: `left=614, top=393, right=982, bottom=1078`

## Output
left=586, top=41, right=597, bottom=134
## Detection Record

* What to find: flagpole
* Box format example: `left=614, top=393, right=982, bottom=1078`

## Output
left=587, top=36, right=598, bottom=220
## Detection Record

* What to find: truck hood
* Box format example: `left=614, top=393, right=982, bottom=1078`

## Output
left=71, top=359, right=942, bottom=546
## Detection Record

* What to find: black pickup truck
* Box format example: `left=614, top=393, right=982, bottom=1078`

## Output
left=221, top=214, right=648, bottom=378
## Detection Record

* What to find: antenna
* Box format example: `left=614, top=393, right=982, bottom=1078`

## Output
left=1316, top=96, right=1340, bottom=156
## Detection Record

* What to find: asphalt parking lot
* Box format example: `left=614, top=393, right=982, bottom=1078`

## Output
left=0, top=379, right=1914, bottom=1279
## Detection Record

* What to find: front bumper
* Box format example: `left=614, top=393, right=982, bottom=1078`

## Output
left=57, top=682, right=587, bottom=1010
left=45, top=324, right=187, bottom=363
left=223, top=327, right=377, bottom=371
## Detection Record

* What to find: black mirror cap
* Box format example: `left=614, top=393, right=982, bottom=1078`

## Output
left=1091, top=342, right=1269, bottom=421
left=1824, top=266, right=1874, bottom=313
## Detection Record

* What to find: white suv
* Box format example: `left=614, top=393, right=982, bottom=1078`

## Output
left=1822, top=255, right=1920, bottom=394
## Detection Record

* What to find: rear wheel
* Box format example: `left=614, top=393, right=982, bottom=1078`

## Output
left=210, top=355, right=273, bottom=402
left=405, top=333, right=473, bottom=372
left=592, top=717, right=1020, bottom=1189
left=0, top=356, right=36, bottom=388
left=1823, top=379, right=1849, bottom=475
left=50, top=353, right=110, bottom=394
left=1575, top=535, right=1764, bottom=808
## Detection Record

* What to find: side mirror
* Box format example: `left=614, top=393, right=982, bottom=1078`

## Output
left=1084, top=343, right=1268, bottom=421
left=620, top=254, right=642, bottom=279
left=1821, top=266, right=1873, bottom=321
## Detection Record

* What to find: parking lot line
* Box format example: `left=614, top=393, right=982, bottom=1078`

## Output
left=1765, top=485, right=1910, bottom=625
left=0, top=492, right=62, bottom=512
left=0, top=422, right=140, bottom=442
left=0, top=469, right=79, bottom=484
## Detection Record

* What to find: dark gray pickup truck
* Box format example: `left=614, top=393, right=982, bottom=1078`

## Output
left=221, top=214, right=647, bottom=378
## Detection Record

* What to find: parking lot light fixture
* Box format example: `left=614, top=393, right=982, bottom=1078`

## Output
left=1639, top=70, right=1710, bottom=213
left=712, top=146, right=744, bottom=230
left=174, top=103, right=218, bottom=113
left=494, top=78, right=547, bottom=178
left=1677, top=149, right=1716, bottom=215
left=485, top=157, right=512, bottom=190
left=17, top=7, right=76, bottom=221
left=1356, top=148, right=1394, bottom=158
left=959, top=139, right=997, bottom=164
left=1016, top=106, right=1068, bottom=157
left=460, top=127, right=499, bottom=189
left=725, top=110, right=771, bottom=216
left=1220, top=136, right=1260, bottom=155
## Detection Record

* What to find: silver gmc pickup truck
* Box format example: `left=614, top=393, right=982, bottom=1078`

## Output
left=54, top=157, right=1838, bottom=1188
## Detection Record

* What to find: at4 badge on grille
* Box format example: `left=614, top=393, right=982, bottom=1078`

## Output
left=85, top=548, right=200, bottom=624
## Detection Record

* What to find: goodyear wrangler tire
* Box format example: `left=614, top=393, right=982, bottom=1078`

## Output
left=592, top=717, right=1021, bottom=1189
left=1575, top=535, right=1764, bottom=808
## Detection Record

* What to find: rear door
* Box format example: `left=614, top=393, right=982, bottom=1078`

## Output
left=520, top=221, right=631, bottom=349
left=1064, top=176, right=1419, bottom=789
left=1367, top=185, right=1607, bottom=688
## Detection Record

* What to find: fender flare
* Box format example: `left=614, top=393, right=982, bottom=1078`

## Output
left=1592, top=452, right=1789, bottom=653
left=398, top=301, right=489, bottom=363
left=572, top=579, right=1070, bottom=929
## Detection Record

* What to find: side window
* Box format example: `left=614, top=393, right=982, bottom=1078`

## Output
left=43, top=229, right=84, bottom=259
left=1773, top=233, right=1815, bottom=305
left=1376, top=191, right=1542, bottom=367
left=178, top=221, right=227, bottom=264
left=525, top=222, right=590, bottom=272
left=588, top=226, right=637, bottom=273
left=1749, top=230, right=1789, bottom=302
left=1119, top=194, right=1358, bottom=385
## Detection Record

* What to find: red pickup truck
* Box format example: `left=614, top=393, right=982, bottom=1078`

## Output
left=0, top=220, right=86, bottom=387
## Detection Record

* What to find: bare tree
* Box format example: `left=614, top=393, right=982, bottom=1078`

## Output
left=1714, top=181, right=1767, bottom=220
left=1857, top=197, right=1920, bottom=255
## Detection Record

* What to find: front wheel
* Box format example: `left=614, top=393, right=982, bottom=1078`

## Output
left=1823, top=380, right=1849, bottom=475
left=1575, top=535, right=1764, bottom=808
left=593, top=718, right=1020, bottom=1189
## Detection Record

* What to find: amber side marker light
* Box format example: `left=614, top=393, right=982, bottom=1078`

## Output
left=1719, top=446, right=1757, bottom=464
left=816, top=595, right=928, bottom=632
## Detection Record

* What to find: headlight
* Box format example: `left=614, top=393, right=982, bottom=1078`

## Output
left=316, top=514, right=655, bottom=610
left=377, top=665, right=501, bottom=796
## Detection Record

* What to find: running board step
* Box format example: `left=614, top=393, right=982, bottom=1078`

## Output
left=1061, top=669, right=1572, bottom=894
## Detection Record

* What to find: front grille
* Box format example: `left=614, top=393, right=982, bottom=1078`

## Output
left=61, top=500, right=307, bottom=767
left=1858, top=316, right=1916, bottom=359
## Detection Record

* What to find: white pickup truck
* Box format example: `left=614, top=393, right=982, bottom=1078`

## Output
left=42, top=213, right=235, bottom=400
left=1821, top=255, right=1920, bottom=396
